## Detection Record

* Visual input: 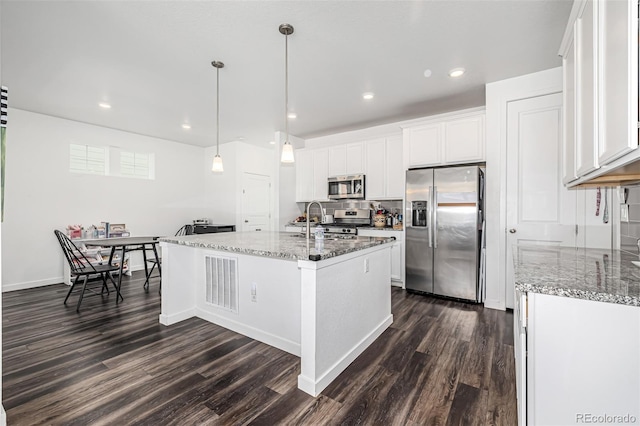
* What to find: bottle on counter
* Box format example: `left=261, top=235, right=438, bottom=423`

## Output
left=314, top=224, right=325, bottom=240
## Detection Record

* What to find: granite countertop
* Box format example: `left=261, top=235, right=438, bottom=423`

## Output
left=513, top=245, right=640, bottom=306
left=160, top=231, right=395, bottom=262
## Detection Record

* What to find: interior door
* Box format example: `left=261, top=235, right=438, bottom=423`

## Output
left=242, top=173, right=271, bottom=232
left=506, top=93, right=576, bottom=309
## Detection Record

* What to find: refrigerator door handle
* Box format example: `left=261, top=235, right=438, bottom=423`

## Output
left=433, top=186, right=438, bottom=249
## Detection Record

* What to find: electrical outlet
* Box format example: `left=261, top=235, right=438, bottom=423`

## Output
left=251, top=282, right=257, bottom=302
left=364, top=258, right=370, bottom=273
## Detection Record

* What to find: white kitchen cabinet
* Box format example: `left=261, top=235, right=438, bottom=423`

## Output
left=385, top=136, right=404, bottom=199
left=403, top=110, right=485, bottom=169
left=328, top=143, right=365, bottom=177
left=575, top=0, right=599, bottom=175
left=597, top=0, right=638, bottom=165
left=295, top=148, right=329, bottom=202
left=295, top=149, right=314, bottom=202
left=312, top=148, right=329, bottom=201
left=357, top=228, right=404, bottom=286
left=443, top=115, right=485, bottom=164
left=403, top=123, right=441, bottom=167
left=365, top=136, right=404, bottom=200
left=559, top=0, right=639, bottom=186
left=562, top=33, right=578, bottom=184
left=346, top=142, right=365, bottom=174
left=328, top=146, right=346, bottom=177
left=515, top=292, right=640, bottom=425
left=364, top=138, right=386, bottom=200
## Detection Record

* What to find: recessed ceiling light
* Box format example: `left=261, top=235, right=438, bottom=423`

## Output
left=448, top=68, right=465, bottom=78
left=423, top=69, right=432, bottom=78
left=362, top=92, right=374, bottom=100
left=288, top=112, right=297, bottom=119
left=98, top=102, right=111, bottom=109
left=181, top=123, right=191, bottom=130
left=269, top=140, right=276, bottom=145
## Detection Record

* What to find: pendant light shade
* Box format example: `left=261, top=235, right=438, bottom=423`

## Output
left=279, top=23, right=295, bottom=163
left=211, top=60, right=224, bottom=172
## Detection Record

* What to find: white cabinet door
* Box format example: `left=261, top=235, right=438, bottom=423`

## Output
left=390, top=240, right=403, bottom=285
left=405, top=123, right=442, bottom=167
left=562, top=34, right=578, bottom=184
left=575, top=0, right=599, bottom=175
left=597, top=0, right=638, bottom=164
left=346, top=142, right=365, bottom=174
left=443, top=115, right=485, bottom=164
left=328, top=146, right=346, bottom=177
left=528, top=293, right=640, bottom=425
left=385, top=135, right=404, bottom=199
left=365, top=138, right=386, bottom=200
left=295, top=149, right=313, bottom=202
left=313, top=148, right=329, bottom=201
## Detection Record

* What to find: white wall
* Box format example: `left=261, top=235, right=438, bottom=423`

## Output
left=204, top=140, right=277, bottom=231
left=2, top=109, right=209, bottom=291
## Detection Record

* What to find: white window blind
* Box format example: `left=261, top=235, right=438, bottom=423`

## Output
left=69, top=144, right=106, bottom=175
left=120, top=151, right=154, bottom=179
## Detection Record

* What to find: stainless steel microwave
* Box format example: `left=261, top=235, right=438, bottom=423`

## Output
left=328, top=175, right=365, bottom=200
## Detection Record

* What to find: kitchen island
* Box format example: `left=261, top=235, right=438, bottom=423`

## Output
left=158, top=231, right=395, bottom=397
left=512, top=246, right=639, bottom=426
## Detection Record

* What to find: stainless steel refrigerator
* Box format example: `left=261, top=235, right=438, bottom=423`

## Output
left=405, top=165, right=484, bottom=302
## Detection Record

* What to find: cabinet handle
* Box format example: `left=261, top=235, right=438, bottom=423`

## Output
left=244, top=220, right=249, bottom=223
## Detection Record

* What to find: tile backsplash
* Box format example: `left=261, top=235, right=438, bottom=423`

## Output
left=301, top=200, right=403, bottom=222
left=620, top=185, right=640, bottom=255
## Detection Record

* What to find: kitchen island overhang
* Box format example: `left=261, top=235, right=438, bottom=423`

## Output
left=158, top=232, right=395, bottom=397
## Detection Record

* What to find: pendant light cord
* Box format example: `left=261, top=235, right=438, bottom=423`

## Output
left=216, top=65, right=220, bottom=156
left=284, top=31, right=289, bottom=144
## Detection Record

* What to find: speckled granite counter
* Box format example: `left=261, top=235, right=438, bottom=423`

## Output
left=513, top=245, right=640, bottom=306
left=160, top=231, right=395, bottom=261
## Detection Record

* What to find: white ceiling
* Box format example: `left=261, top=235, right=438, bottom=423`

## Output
left=1, top=0, right=572, bottom=148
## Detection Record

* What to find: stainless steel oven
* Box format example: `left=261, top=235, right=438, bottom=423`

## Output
left=328, top=175, right=365, bottom=200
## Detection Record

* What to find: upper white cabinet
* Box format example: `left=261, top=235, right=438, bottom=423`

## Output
left=560, top=0, right=639, bottom=186
left=295, top=148, right=329, bottom=202
left=295, top=149, right=313, bottom=202
left=328, top=146, right=346, bottom=177
left=403, top=110, right=485, bottom=169
left=328, top=143, right=365, bottom=177
left=364, top=136, right=404, bottom=200
left=312, top=148, right=329, bottom=201
left=597, top=0, right=638, bottom=164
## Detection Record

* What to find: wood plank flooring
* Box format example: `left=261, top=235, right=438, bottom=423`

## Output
left=3, top=272, right=516, bottom=425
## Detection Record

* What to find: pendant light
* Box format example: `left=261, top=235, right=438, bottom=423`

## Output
left=211, top=60, right=224, bottom=172
left=279, top=23, right=295, bottom=163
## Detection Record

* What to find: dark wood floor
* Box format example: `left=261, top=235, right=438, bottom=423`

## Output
left=3, top=272, right=516, bottom=425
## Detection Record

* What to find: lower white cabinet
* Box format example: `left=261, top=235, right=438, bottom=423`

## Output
left=515, top=291, right=640, bottom=425
left=357, top=229, right=404, bottom=286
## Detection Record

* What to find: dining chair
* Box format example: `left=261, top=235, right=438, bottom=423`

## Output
left=54, top=230, right=121, bottom=312
left=143, top=224, right=193, bottom=292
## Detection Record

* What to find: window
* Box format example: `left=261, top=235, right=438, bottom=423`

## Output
left=69, top=144, right=107, bottom=175
left=120, top=151, right=154, bottom=179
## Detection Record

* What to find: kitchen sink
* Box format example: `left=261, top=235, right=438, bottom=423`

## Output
left=288, top=234, right=356, bottom=241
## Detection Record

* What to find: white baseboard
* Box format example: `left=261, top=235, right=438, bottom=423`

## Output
left=2, top=277, right=64, bottom=292
left=484, top=299, right=506, bottom=311
left=297, top=314, right=393, bottom=397
left=195, top=308, right=301, bottom=356
left=159, top=308, right=196, bottom=326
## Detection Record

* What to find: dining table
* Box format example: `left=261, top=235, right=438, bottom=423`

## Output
left=82, top=236, right=161, bottom=302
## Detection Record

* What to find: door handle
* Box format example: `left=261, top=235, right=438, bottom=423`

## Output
left=244, top=220, right=249, bottom=223
left=509, top=228, right=517, bottom=234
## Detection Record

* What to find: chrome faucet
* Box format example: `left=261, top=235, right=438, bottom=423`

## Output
left=306, top=200, right=325, bottom=239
